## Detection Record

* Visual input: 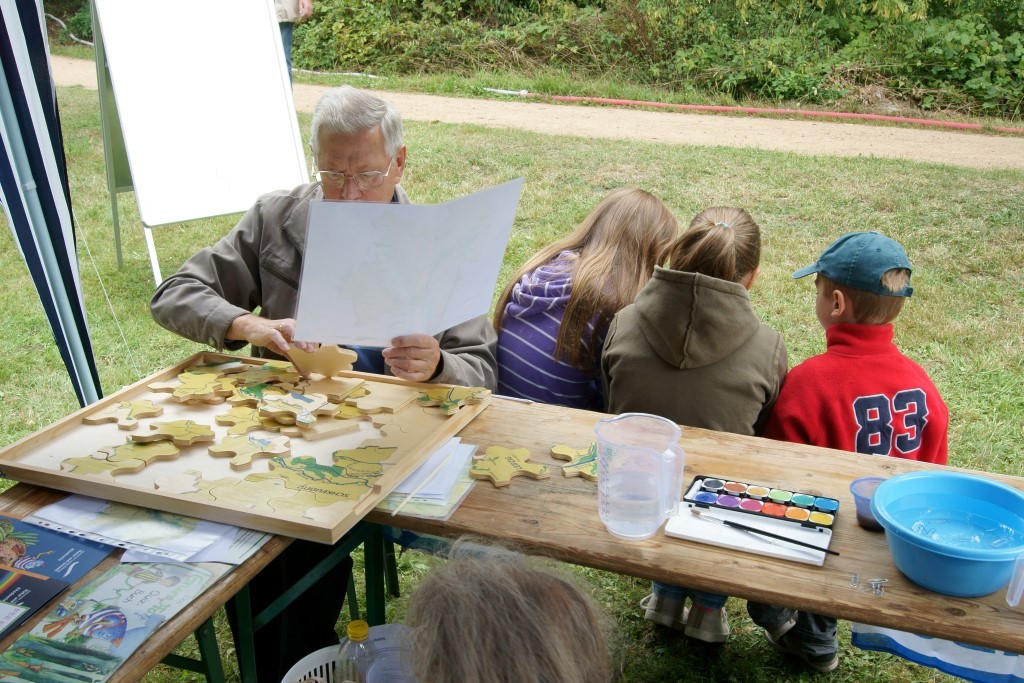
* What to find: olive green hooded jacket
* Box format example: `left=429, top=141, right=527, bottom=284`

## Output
left=602, top=267, right=786, bottom=436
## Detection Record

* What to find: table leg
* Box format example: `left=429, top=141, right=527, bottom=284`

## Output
left=252, top=530, right=369, bottom=631
left=231, top=523, right=383, bottom=681
left=158, top=616, right=225, bottom=683
left=384, top=539, right=401, bottom=598
left=363, top=524, right=386, bottom=626
left=194, top=616, right=227, bottom=683
left=234, top=586, right=257, bottom=683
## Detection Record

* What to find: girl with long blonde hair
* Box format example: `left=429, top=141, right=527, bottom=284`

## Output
left=493, top=188, right=677, bottom=409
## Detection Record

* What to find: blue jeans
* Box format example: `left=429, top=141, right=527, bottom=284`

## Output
left=653, top=581, right=727, bottom=610
left=278, top=21, right=294, bottom=82
left=747, top=602, right=838, bottom=656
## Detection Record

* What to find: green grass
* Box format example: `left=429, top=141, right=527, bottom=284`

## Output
left=2, top=84, right=1022, bottom=681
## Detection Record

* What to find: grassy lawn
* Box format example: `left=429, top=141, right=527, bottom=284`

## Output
left=1, top=84, right=1021, bottom=681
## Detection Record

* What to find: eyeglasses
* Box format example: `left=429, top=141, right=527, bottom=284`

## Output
left=313, top=158, right=395, bottom=191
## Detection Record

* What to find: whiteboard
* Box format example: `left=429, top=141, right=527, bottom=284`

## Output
left=93, top=0, right=308, bottom=227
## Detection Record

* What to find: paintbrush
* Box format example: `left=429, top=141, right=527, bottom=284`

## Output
left=691, top=508, right=840, bottom=556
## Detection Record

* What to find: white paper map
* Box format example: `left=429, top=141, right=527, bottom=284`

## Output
left=294, top=178, right=524, bottom=346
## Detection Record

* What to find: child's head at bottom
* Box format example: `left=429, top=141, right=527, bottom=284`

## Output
left=794, top=231, right=913, bottom=326
left=405, top=539, right=611, bottom=683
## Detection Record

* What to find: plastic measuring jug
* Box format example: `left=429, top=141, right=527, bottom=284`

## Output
left=1007, top=553, right=1024, bottom=607
left=594, top=413, right=685, bottom=540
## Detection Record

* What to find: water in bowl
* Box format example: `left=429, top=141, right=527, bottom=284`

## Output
left=895, top=507, right=1020, bottom=549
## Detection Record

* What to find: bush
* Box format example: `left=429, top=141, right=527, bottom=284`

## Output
left=845, top=14, right=1024, bottom=115
left=49, top=0, right=1023, bottom=116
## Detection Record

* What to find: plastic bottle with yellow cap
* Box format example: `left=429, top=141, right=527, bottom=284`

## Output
left=335, top=619, right=377, bottom=683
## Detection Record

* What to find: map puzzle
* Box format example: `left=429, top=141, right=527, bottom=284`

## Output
left=0, top=351, right=490, bottom=543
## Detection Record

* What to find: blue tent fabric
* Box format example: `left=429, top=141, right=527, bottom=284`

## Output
left=1, top=0, right=102, bottom=407
left=853, top=624, right=1024, bottom=683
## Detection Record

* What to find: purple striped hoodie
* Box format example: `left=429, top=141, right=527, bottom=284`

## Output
left=496, top=252, right=605, bottom=410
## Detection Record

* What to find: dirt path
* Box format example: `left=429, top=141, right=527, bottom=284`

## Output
left=52, top=55, right=1024, bottom=171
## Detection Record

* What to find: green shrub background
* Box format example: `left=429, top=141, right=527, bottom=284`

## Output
left=291, top=0, right=1023, bottom=116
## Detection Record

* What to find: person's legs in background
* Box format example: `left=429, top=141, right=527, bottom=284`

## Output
left=747, top=601, right=837, bottom=672
left=685, top=589, right=730, bottom=643
left=640, top=581, right=687, bottom=630
left=278, top=21, right=295, bottom=82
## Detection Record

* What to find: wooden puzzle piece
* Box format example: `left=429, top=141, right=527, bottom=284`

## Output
left=288, top=376, right=365, bottom=403
left=415, top=386, right=489, bottom=415
left=550, top=443, right=598, bottom=481
left=216, top=406, right=282, bottom=435
left=280, top=417, right=362, bottom=441
left=360, top=413, right=450, bottom=453
left=344, top=383, right=418, bottom=414
left=260, top=392, right=340, bottom=427
left=129, top=420, right=216, bottom=447
left=208, top=434, right=291, bottom=470
left=155, top=469, right=297, bottom=513
left=229, top=361, right=302, bottom=386
left=82, top=400, right=163, bottom=431
left=186, top=359, right=246, bottom=376
left=226, top=382, right=289, bottom=407
left=335, top=404, right=363, bottom=420
left=286, top=345, right=358, bottom=377
left=148, top=372, right=231, bottom=404
left=367, top=404, right=453, bottom=432
left=62, top=441, right=180, bottom=476
left=252, top=453, right=391, bottom=504
left=470, top=446, right=550, bottom=487
left=155, top=445, right=396, bottom=515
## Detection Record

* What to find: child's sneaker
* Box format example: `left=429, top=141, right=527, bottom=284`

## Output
left=765, top=629, right=839, bottom=673
left=683, top=605, right=730, bottom=643
left=767, top=615, right=797, bottom=641
left=639, top=593, right=685, bottom=630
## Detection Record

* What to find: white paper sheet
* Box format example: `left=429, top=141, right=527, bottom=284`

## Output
left=294, top=178, right=524, bottom=346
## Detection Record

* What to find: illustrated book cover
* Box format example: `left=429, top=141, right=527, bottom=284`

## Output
left=0, top=561, right=216, bottom=681
left=0, top=514, right=113, bottom=640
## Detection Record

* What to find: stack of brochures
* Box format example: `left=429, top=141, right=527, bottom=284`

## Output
left=376, top=437, right=478, bottom=520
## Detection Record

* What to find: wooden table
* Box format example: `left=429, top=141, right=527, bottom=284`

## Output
left=369, top=397, right=1024, bottom=655
left=1, top=395, right=1021, bottom=679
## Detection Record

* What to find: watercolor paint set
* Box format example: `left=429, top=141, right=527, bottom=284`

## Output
left=683, top=475, right=840, bottom=529
left=665, top=475, right=839, bottom=566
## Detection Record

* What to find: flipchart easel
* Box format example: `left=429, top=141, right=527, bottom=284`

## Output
left=90, top=0, right=309, bottom=285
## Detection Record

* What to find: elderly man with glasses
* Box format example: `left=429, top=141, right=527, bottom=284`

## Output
left=151, top=85, right=497, bottom=388
left=150, top=85, right=497, bottom=681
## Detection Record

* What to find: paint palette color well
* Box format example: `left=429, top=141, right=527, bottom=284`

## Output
left=666, top=474, right=838, bottom=566
left=686, top=475, right=839, bottom=530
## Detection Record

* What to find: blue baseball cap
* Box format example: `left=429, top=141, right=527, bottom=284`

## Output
left=793, top=231, right=913, bottom=297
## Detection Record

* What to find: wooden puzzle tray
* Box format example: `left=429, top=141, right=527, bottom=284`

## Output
left=0, top=352, right=490, bottom=544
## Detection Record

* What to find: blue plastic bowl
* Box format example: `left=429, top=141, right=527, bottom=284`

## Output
left=870, top=471, right=1024, bottom=597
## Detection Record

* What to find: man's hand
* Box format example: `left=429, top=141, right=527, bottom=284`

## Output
left=226, top=313, right=319, bottom=355
left=383, top=334, right=442, bottom=383
left=299, top=0, right=313, bottom=20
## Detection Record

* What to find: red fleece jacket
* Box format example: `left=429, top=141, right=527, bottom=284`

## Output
left=764, top=323, right=948, bottom=464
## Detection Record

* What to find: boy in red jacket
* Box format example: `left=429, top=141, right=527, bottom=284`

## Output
left=750, top=231, right=949, bottom=672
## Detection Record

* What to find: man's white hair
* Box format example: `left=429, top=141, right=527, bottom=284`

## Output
left=310, top=85, right=403, bottom=160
